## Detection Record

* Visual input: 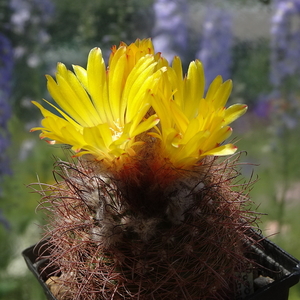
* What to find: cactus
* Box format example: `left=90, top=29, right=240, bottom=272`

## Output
left=31, top=39, right=258, bottom=299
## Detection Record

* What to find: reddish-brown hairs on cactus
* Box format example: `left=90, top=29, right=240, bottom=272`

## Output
left=31, top=152, right=259, bottom=300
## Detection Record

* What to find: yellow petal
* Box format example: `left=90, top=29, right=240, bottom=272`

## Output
left=86, top=47, right=111, bottom=123
left=169, top=100, right=189, bottom=133
left=130, top=114, right=160, bottom=137
left=202, top=144, right=237, bottom=157
left=31, top=101, right=81, bottom=131
left=55, top=71, right=101, bottom=126
left=205, top=75, right=223, bottom=103
left=124, top=56, right=157, bottom=123
left=184, top=60, right=205, bottom=119
left=83, top=123, right=113, bottom=150
left=108, top=47, right=127, bottom=121
left=147, top=131, right=162, bottom=140
left=181, top=130, right=209, bottom=157
left=72, top=65, right=88, bottom=88
left=212, top=79, right=233, bottom=108
left=171, top=57, right=184, bottom=106
left=180, top=118, right=200, bottom=144
left=202, top=126, right=233, bottom=151
left=46, top=74, right=86, bottom=125
left=223, top=104, right=248, bottom=126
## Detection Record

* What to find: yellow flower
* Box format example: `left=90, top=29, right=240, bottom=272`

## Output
left=150, top=56, right=247, bottom=168
left=32, top=38, right=247, bottom=174
left=31, top=39, right=162, bottom=166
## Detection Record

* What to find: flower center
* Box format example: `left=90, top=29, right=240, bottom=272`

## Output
left=110, top=120, right=123, bottom=141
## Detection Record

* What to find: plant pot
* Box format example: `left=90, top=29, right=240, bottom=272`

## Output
left=22, top=240, right=56, bottom=300
left=239, top=233, right=300, bottom=300
left=22, top=232, right=300, bottom=300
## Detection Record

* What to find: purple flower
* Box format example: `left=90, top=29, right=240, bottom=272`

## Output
left=253, top=94, right=273, bottom=119
left=196, top=6, right=233, bottom=88
left=9, top=0, right=55, bottom=64
left=0, top=34, right=13, bottom=183
left=10, top=0, right=54, bottom=32
left=152, top=0, right=188, bottom=63
left=0, top=35, right=13, bottom=125
left=270, top=0, right=300, bottom=86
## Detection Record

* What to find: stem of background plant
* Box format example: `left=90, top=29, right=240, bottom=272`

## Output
left=274, top=83, right=295, bottom=233
left=277, top=122, right=290, bottom=231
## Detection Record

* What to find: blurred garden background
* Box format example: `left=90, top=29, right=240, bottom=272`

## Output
left=1, top=0, right=300, bottom=299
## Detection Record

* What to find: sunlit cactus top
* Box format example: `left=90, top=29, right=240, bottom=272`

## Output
left=31, top=38, right=247, bottom=170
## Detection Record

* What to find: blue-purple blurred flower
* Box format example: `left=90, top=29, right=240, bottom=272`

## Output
left=10, top=0, right=54, bottom=65
left=254, top=90, right=300, bottom=130
left=253, top=94, right=273, bottom=119
left=196, top=6, right=233, bottom=87
left=270, top=0, right=300, bottom=86
left=0, top=34, right=13, bottom=182
left=10, top=0, right=54, bottom=33
left=152, top=0, right=188, bottom=62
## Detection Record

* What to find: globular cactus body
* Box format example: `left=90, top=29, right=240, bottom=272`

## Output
left=38, top=153, right=257, bottom=300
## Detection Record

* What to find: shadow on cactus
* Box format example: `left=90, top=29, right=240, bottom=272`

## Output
left=30, top=39, right=259, bottom=300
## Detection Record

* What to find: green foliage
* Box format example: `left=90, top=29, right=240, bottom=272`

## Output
left=232, top=39, right=272, bottom=104
left=0, top=115, right=69, bottom=300
left=0, top=273, right=46, bottom=300
left=1, top=116, right=66, bottom=233
left=48, top=0, right=154, bottom=47
left=238, top=115, right=300, bottom=255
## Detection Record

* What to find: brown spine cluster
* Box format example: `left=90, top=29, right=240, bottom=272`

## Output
left=35, top=153, right=259, bottom=300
